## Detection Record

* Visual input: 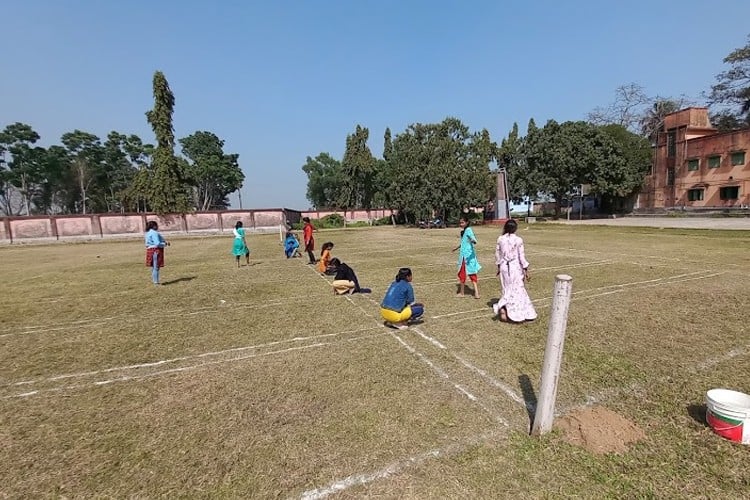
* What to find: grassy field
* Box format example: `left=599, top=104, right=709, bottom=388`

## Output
left=1, top=223, right=749, bottom=498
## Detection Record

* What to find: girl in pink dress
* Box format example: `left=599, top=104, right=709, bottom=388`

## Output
left=493, top=219, right=537, bottom=322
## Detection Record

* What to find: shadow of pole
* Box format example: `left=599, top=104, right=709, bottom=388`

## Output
left=518, top=374, right=538, bottom=433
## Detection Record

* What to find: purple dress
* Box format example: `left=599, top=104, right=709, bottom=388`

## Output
left=493, top=233, right=537, bottom=321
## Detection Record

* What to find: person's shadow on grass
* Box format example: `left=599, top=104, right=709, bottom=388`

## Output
left=162, top=276, right=197, bottom=286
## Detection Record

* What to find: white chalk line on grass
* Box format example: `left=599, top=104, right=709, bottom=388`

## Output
left=0, top=294, right=314, bottom=338
left=417, top=260, right=613, bottom=288
left=390, top=332, right=509, bottom=427
left=4, top=325, right=383, bottom=388
left=302, top=259, right=514, bottom=427
left=431, top=270, right=719, bottom=320
left=451, top=352, right=529, bottom=409
left=411, top=327, right=446, bottom=350
left=568, top=340, right=750, bottom=415
left=534, top=243, right=749, bottom=270
left=3, top=332, right=387, bottom=399
left=298, top=430, right=503, bottom=500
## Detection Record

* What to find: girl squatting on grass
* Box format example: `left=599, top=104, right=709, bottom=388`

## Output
left=380, top=267, right=424, bottom=329
left=145, top=221, right=169, bottom=286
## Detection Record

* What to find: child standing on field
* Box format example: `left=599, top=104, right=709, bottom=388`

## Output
left=302, top=217, right=316, bottom=264
left=232, top=221, right=250, bottom=267
left=145, top=220, right=169, bottom=286
left=452, top=216, right=481, bottom=299
left=494, top=219, right=537, bottom=322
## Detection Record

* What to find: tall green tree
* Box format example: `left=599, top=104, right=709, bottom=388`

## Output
left=526, top=120, right=627, bottom=218
left=0, top=123, right=43, bottom=215
left=179, top=131, right=244, bottom=210
left=123, top=135, right=154, bottom=212
left=388, top=117, right=495, bottom=221
left=383, top=127, right=393, bottom=161
left=498, top=122, right=526, bottom=201
left=61, top=130, right=104, bottom=214
left=301, top=153, right=342, bottom=209
left=36, top=145, right=73, bottom=215
left=338, top=125, right=376, bottom=211
left=598, top=124, right=653, bottom=211
left=146, top=71, right=189, bottom=214
left=101, top=132, right=140, bottom=212
left=708, top=33, right=750, bottom=128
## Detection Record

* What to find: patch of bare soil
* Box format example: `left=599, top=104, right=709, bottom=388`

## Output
left=555, top=405, right=646, bottom=454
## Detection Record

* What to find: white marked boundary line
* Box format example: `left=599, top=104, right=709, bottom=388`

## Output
left=298, top=430, right=503, bottom=500
left=3, top=332, right=388, bottom=399
left=302, top=259, right=511, bottom=427
left=533, top=243, right=749, bottom=270
left=390, top=332, right=508, bottom=427
left=441, top=272, right=724, bottom=324
left=417, top=260, right=613, bottom=287
left=3, top=325, right=384, bottom=389
left=0, top=294, right=315, bottom=338
left=566, top=341, right=750, bottom=415
left=430, top=270, right=719, bottom=320
left=411, top=327, right=445, bottom=350
left=297, top=328, right=750, bottom=500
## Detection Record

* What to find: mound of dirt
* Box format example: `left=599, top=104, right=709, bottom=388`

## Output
left=555, top=405, right=646, bottom=454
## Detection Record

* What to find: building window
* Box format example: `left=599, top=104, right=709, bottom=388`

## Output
left=687, top=189, right=704, bottom=201
left=667, top=167, right=675, bottom=186
left=720, top=186, right=740, bottom=200
left=687, top=159, right=699, bottom=171
left=667, top=130, right=676, bottom=158
left=708, top=155, right=721, bottom=168
left=731, top=151, right=746, bottom=166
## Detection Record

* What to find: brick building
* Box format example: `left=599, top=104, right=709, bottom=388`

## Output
left=637, top=107, right=749, bottom=209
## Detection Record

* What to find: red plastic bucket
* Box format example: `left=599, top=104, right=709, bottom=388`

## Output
left=705, top=389, right=750, bottom=444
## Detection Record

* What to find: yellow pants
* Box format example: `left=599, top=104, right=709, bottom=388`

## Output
left=332, top=280, right=355, bottom=295
left=380, top=306, right=413, bottom=323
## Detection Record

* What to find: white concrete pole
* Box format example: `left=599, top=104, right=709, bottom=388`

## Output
left=531, top=274, right=573, bottom=436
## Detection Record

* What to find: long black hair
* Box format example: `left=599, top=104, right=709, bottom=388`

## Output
left=235, top=221, right=243, bottom=229
left=459, top=216, right=470, bottom=237
left=395, top=267, right=412, bottom=282
left=320, top=241, right=334, bottom=255
left=503, top=219, right=518, bottom=235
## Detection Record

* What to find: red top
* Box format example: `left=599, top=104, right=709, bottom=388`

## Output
left=303, top=222, right=314, bottom=244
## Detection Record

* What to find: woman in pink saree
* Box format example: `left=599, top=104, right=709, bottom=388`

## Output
left=493, top=219, right=537, bottom=322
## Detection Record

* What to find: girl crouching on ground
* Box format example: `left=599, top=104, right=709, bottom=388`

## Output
left=380, top=267, right=424, bottom=329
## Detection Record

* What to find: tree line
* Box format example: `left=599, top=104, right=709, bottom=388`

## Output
left=0, top=72, right=243, bottom=216
left=302, top=33, right=750, bottom=218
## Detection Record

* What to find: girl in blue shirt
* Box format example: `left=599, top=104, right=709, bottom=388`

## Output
left=380, top=268, right=424, bottom=329
left=145, top=221, right=169, bottom=285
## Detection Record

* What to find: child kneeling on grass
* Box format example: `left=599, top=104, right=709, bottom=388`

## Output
left=380, top=267, right=424, bottom=329
left=330, top=258, right=371, bottom=295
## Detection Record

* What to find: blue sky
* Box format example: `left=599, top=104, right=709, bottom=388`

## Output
left=2, top=0, right=749, bottom=209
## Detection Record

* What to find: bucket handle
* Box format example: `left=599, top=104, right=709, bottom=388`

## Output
left=707, top=412, right=746, bottom=431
